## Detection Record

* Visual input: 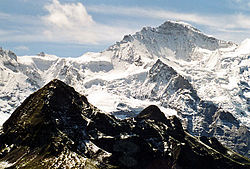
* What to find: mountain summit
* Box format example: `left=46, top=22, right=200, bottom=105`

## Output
left=108, top=20, right=233, bottom=63
left=0, top=80, right=249, bottom=168
left=2, top=79, right=90, bottom=148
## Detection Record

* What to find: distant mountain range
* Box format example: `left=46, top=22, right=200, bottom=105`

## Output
left=0, top=21, right=249, bottom=157
left=0, top=79, right=249, bottom=168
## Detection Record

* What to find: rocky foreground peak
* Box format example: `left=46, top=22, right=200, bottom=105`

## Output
left=0, top=80, right=249, bottom=169
left=136, top=105, right=166, bottom=122
left=2, top=79, right=90, bottom=150
left=3, top=79, right=89, bottom=130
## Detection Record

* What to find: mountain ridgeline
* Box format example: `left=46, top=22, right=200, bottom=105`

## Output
left=0, top=20, right=249, bottom=159
left=0, top=79, right=249, bottom=169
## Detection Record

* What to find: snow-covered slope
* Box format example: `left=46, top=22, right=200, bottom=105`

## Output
left=0, top=21, right=249, bottom=156
left=0, top=49, right=58, bottom=118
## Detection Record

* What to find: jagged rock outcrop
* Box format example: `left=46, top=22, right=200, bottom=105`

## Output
left=0, top=80, right=249, bottom=169
left=0, top=47, right=18, bottom=71
left=142, top=59, right=250, bottom=157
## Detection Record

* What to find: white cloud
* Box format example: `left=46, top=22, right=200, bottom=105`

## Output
left=0, top=1, right=135, bottom=45
left=42, top=0, right=135, bottom=44
left=14, top=45, right=30, bottom=51
left=44, top=0, right=94, bottom=28
left=87, top=5, right=250, bottom=30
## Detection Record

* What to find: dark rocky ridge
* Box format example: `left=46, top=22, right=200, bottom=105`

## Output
left=0, top=79, right=249, bottom=169
left=142, top=59, right=250, bottom=157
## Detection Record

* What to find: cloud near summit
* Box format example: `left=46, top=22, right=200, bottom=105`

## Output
left=42, top=0, right=134, bottom=44
left=42, top=0, right=250, bottom=44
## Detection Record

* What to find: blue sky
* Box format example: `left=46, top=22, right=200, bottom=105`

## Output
left=0, top=0, right=250, bottom=57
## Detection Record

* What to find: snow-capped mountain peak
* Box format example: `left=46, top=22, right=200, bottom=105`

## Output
left=0, top=47, right=18, bottom=67
left=0, top=47, right=17, bottom=61
left=161, top=20, right=201, bottom=32
left=107, top=20, right=235, bottom=68
left=236, top=38, right=250, bottom=54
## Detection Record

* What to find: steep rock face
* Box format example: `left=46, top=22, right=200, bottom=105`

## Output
left=141, top=59, right=198, bottom=108
left=2, top=80, right=89, bottom=147
left=0, top=80, right=249, bottom=169
left=107, top=21, right=232, bottom=63
left=131, top=59, right=249, bottom=157
left=0, top=47, right=18, bottom=71
left=0, top=79, right=103, bottom=168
